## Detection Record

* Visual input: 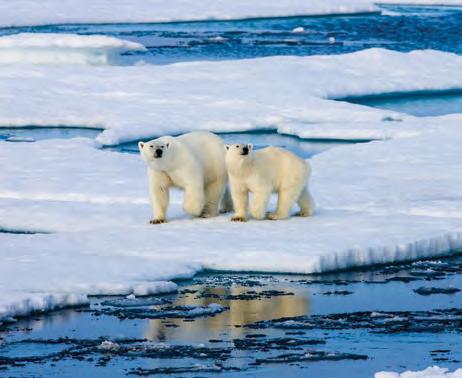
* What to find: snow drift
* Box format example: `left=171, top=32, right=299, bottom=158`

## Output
left=0, top=33, right=146, bottom=65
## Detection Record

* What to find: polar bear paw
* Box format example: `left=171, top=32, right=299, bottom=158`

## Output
left=266, top=212, right=289, bottom=221
left=149, top=218, right=167, bottom=224
left=231, top=216, right=247, bottom=222
left=200, top=210, right=219, bottom=218
left=295, top=210, right=312, bottom=217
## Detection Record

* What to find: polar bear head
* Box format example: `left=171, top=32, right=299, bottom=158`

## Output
left=138, top=136, right=176, bottom=170
left=225, top=143, right=254, bottom=164
left=225, top=144, right=253, bottom=169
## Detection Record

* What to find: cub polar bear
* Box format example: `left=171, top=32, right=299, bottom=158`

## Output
left=139, top=131, right=229, bottom=224
left=225, top=144, right=314, bottom=221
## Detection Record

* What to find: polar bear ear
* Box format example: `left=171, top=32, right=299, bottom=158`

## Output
left=247, top=143, right=253, bottom=150
left=138, top=142, right=145, bottom=152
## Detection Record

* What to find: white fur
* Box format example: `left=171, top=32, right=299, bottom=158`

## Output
left=139, top=131, right=229, bottom=223
left=225, top=144, right=314, bottom=221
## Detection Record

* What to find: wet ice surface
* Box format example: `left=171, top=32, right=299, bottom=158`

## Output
left=1, top=255, right=461, bottom=377
left=0, top=5, right=460, bottom=64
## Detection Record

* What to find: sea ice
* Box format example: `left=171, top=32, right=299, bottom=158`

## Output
left=0, top=0, right=379, bottom=28
left=0, top=33, right=145, bottom=66
left=1, top=49, right=461, bottom=145
left=375, top=366, right=462, bottom=378
left=1, top=117, right=462, bottom=322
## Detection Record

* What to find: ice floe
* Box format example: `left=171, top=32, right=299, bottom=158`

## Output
left=1, top=115, right=462, bottom=321
left=0, top=33, right=145, bottom=66
left=0, top=0, right=379, bottom=28
left=375, top=366, right=462, bottom=378
left=1, top=49, right=462, bottom=144
left=378, top=0, right=462, bottom=5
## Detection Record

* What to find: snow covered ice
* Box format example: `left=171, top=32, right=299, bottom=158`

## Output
left=1, top=0, right=462, bottom=28
left=1, top=48, right=462, bottom=145
left=0, top=0, right=379, bottom=28
left=0, top=34, right=461, bottom=323
left=2, top=114, right=462, bottom=321
left=375, top=366, right=462, bottom=378
left=0, top=33, right=145, bottom=66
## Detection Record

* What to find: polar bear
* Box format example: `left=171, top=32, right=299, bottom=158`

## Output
left=139, top=131, right=231, bottom=224
left=225, top=144, right=314, bottom=221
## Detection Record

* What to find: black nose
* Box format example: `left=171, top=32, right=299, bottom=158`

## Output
left=242, top=146, right=249, bottom=154
left=155, top=148, right=163, bottom=157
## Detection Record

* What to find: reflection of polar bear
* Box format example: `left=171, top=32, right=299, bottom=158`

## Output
left=139, top=131, right=230, bottom=224
left=225, top=144, right=314, bottom=221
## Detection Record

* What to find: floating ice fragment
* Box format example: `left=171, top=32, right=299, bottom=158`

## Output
left=0, top=33, right=146, bottom=66
left=292, top=27, right=305, bottom=33
left=98, top=340, right=120, bottom=351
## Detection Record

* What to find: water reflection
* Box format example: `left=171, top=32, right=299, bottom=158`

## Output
left=143, top=285, right=310, bottom=341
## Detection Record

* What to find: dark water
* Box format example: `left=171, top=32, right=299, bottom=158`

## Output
left=0, top=6, right=461, bottom=65
left=1, top=255, right=461, bottom=377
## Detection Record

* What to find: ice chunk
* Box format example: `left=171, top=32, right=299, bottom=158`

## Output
left=0, top=33, right=146, bottom=66
left=292, top=27, right=305, bottom=33
left=98, top=340, right=120, bottom=352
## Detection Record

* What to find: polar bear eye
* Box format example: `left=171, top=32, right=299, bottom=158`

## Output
left=235, top=145, right=239, bottom=148
left=149, top=145, right=153, bottom=148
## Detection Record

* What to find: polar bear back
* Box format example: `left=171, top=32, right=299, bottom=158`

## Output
left=177, top=131, right=227, bottom=184
left=252, top=146, right=309, bottom=189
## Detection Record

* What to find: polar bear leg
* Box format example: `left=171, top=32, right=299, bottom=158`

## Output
left=268, top=186, right=301, bottom=220
left=250, top=189, right=272, bottom=220
left=220, top=186, right=233, bottom=213
left=230, top=181, right=248, bottom=222
left=201, top=179, right=226, bottom=218
left=296, top=186, right=314, bottom=217
left=148, top=170, right=170, bottom=223
left=183, top=183, right=205, bottom=217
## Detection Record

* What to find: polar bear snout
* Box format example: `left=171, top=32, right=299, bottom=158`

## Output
left=155, top=148, right=163, bottom=158
left=241, top=146, right=249, bottom=155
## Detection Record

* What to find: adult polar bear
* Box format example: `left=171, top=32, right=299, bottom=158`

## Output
left=139, top=131, right=230, bottom=223
left=225, top=143, right=314, bottom=221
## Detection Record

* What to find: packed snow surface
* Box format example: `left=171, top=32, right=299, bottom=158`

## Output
left=375, top=366, right=462, bottom=378
left=1, top=49, right=462, bottom=144
left=0, top=33, right=145, bottom=65
left=0, top=0, right=379, bottom=28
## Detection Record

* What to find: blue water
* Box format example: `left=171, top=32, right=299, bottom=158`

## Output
left=0, top=127, right=355, bottom=158
left=342, top=90, right=462, bottom=117
left=2, top=257, right=461, bottom=378
left=0, top=5, right=461, bottom=65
